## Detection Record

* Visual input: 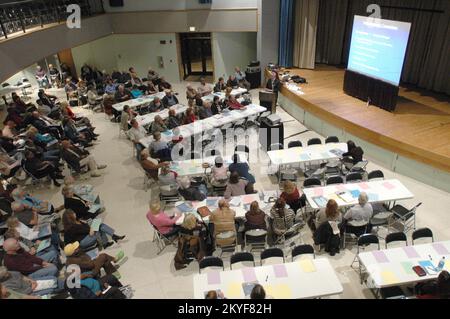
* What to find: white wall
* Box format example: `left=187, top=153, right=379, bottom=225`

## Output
left=212, top=32, right=257, bottom=80
left=103, top=0, right=257, bottom=12
left=3, top=64, right=39, bottom=88
left=71, top=34, right=181, bottom=83
left=257, top=0, right=280, bottom=81
left=72, top=35, right=118, bottom=74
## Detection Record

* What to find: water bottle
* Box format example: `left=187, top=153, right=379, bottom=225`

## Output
left=437, top=257, right=446, bottom=271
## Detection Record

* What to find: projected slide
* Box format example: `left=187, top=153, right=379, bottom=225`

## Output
left=347, top=15, right=411, bottom=86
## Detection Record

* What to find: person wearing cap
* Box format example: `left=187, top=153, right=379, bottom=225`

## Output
left=210, top=156, right=229, bottom=187
left=64, top=241, right=124, bottom=278
left=2, top=238, right=59, bottom=280
left=162, top=89, right=179, bottom=108
left=0, top=266, right=64, bottom=297
left=146, top=202, right=181, bottom=237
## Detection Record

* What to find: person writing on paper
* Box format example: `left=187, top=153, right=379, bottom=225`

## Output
left=343, top=192, right=373, bottom=236
left=245, top=201, right=267, bottom=231
left=146, top=202, right=181, bottom=237
left=316, top=199, right=343, bottom=228
left=197, top=77, right=213, bottom=97
left=62, top=185, right=101, bottom=220
left=2, top=238, right=59, bottom=280
left=270, top=198, right=295, bottom=237
left=64, top=241, right=124, bottom=278
left=224, top=172, right=248, bottom=199
left=62, top=209, right=125, bottom=249
left=280, top=181, right=306, bottom=213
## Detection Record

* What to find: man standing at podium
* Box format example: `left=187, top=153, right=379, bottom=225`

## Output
left=266, top=71, right=281, bottom=105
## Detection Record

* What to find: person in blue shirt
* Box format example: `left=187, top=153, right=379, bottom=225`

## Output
left=228, top=153, right=255, bottom=193
left=104, top=79, right=117, bottom=96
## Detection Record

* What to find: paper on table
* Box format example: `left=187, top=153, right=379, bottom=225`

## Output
left=207, top=271, right=221, bottom=285
left=382, top=181, right=395, bottom=190
left=367, top=193, right=380, bottom=202
left=432, top=243, right=450, bottom=255
left=229, top=197, right=241, bottom=207
left=264, top=284, right=292, bottom=299
left=445, top=261, right=450, bottom=272
left=350, top=189, right=361, bottom=198
left=313, top=188, right=324, bottom=196
left=381, top=271, right=398, bottom=285
left=372, top=251, right=389, bottom=263
left=336, top=184, right=347, bottom=192
left=359, top=182, right=370, bottom=190
left=226, top=282, right=242, bottom=298
left=242, top=268, right=257, bottom=282
left=298, top=259, right=316, bottom=273
left=403, top=246, right=420, bottom=259
left=242, top=195, right=256, bottom=205
left=400, top=261, right=415, bottom=275
left=273, top=264, right=288, bottom=278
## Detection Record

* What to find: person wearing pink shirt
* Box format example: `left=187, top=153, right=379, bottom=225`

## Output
left=146, top=202, right=181, bottom=237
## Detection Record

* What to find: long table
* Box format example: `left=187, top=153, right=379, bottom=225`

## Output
left=201, top=88, right=247, bottom=102
left=134, top=104, right=188, bottom=128
left=139, top=104, right=266, bottom=147
left=193, top=258, right=343, bottom=299
left=303, top=179, right=414, bottom=210
left=359, top=241, right=450, bottom=288
left=169, top=156, right=247, bottom=178
left=112, top=91, right=165, bottom=112
left=267, top=143, right=348, bottom=166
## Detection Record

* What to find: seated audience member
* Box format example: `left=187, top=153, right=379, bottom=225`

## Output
left=210, top=156, right=229, bottom=187
left=4, top=108, right=24, bottom=131
left=144, top=79, right=158, bottom=95
left=2, top=238, right=58, bottom=280
left=151, top=115, right=169, bottom=134
left=140, top=149, right=169, bottom=181
left=229, top=153, right=255, bottom=186
left=62, top=117, right=93, bottom=147
left=23, top=150, right=64, bottom=187
left=224, top=172, right=248, bottom=199
left=87, top=85, right=102, bottom=111
left=227, top=95, right=246, bottom=110
left=0, top=266, right=63, bottom=298
left=316, top=199, right=342, bottom=228
left=158, top=166, right=178, bottom=188
left=149, top=97, right=163, bottom=113
left=65, top=270, right=125, bottom=299
left=111, top=69, right=121, bottom=82
left=77, top=80, right=88, bottom=104
left=104, top=79, right=117, bottom=96
left=270, top=198, right=295, bottom=237
left=2, top=120, right=18, bottom=138
left=10, top=202, right=50, bottom=228
left=23, top=137, right=60, bottom=169
left=342, top=140, right=364, bottom=165
left=0, top=283, right=40, bottom=299
left=194, top=93, right=203, bottom=109
left=12, top=94, right=29, bottom=115
left=3, top=226, right=59, bottom=264
left=210, top=199, right=236, bottom=243
left=65, top=78, right=78, bottom=97
left=245, top=201, right=267, bottom=231
left=198, top=101, right=213, bottom=119
left=64, top=241, right=124, bottom=278
left=250, top=284, right=270, bottom=299
left=162, top=90, right=179, bottom=108
left=415, top=270, right=450, bottom=299
left=146, top=202, right=181, bottom=237
left=149, top=131, right=170, bottom=160
left=114, top=85, right=132, bottom=103
left=62, top=209, right=125, bottom=249
left=197, top=77, right=213, bottom=97
left=12, top=188, right=54, bottom=215
left=343, top=192, right=373, bottom=236
left=227, top=75, right=238, bottom=88
left=129, top=67, right=141, bottom=84
left=130, top=85, right=143, bottom=99
left=29, top=111, right=62, bottom=139
left=120, top=105, right=136, bottom=132
left=60, top=101, right=94, bottom=130
left=0, top=152, right=22, bottom=179
left=280, top=181, right=306, bottom=213
left=166, top=108, right=181, bottom=129
left=183, top=107, right=197, bottom=125
left=147, top=68, right=160, bottom=84
left=235, top=66, right=251, bottom=90
left=214, top=77, right=226, bottom=93
left=63, top=175, right=100, bottom=205
left=62, top=185, right=101, bottom=220
left=61, top=139, right=106, bottom=177
left=38, top=90, right=58, bottom=110
left=127, top=119, right=147, bottom=161
left=211, top=95, right=222, bottom=115
left=186, top=84, right=197, bottom=107
left=158, top=76, right=172, bottom=92
left=178, top=177, right=207, bottom=201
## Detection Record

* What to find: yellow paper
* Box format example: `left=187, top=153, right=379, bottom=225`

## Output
left=273, top=284, right=292, bottom=299
left=445, top=261, right=450, bottom=272
left=381, top=271, right=398, bottom=285
left=263, top=285, right=276, bottom=298
left=328, top=193, right=340, bottom=202
left=226, top=282, right=242, bottom=298
left=299, top=259, right=316, bottom=273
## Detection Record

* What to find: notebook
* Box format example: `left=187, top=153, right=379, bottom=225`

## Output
left=34, top=279, right=57, bottom=292
left=197, top=206, right=211, bottom=218
left=242, top=282, right=259, bottom=296
left=336, top=191, right=354, bottom=203
left=36, top=239, right=51, bottom=253
left=37, top=224, right=51, bottom=239
left=176, top=202, right=193, bottom=213
left=312, top=196, right=328, bottom=208
left=88, top=204, right=102, bottom=214
left=229, top=197, right=242, bottom=207
left=90, top=218, right=102, bottom=232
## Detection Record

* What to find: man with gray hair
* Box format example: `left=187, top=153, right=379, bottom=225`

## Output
left=198, top=101, right=213, bottom=120
left=344, top=192, right=373, bottom=236
left=178, top=177, right=207, bottom=201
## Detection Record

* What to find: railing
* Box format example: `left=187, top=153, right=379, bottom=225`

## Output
left=0, top=0, right=104, bottom=39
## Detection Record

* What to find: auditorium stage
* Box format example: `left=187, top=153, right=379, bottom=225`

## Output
left=278, top=65, right=450, bottom=174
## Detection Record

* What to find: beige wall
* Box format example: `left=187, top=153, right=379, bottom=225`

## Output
left=72, top=35, right=118, bottom=74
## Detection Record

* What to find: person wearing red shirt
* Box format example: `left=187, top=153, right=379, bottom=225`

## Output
left=280, top=180, right=306, bottom=213
left=227, top=95, right=246, bottom=110
left=183, top=107, right=197, bottom=124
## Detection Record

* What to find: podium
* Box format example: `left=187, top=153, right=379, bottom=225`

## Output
left=259, top=117, right=284, bottom=152
left=259, top=91, right=276, bottom=113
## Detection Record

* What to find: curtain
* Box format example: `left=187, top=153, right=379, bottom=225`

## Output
left=316, top=0, right=450, bottom=94
left=293, top=0, right=320, bottom=69
left=278, top=0, right=296, bottom=67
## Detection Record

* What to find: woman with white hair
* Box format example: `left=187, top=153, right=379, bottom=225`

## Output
left=343, top=192, right=373, bottom=236
left=178, top=177, right=207, bottom=201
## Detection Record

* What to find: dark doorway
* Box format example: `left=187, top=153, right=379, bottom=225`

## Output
left=179, top=33, right=213, bottom=80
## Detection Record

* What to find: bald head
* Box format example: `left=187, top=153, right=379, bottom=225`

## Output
left=3, top=238, right=20, bottom=253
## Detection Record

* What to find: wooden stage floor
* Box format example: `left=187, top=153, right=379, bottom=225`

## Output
left=280, top=65, right=450, bottom=173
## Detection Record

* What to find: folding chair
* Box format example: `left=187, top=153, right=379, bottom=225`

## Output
left=230, top=252, right=255, bottom=270
left=389, top=202, right=422, bottom=234
left=412, top=228, right=434, bottom=245
left=199, top=256, right=224, bottom=273
left=151, top=223, right=178, bottom=255
left=260, top=248, right=285, bottom=265
left=291, top=244, right=315, bottom=261
left=350, top=234, right=380, bottom=284
left=244, top=229, right=268, bottom=252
